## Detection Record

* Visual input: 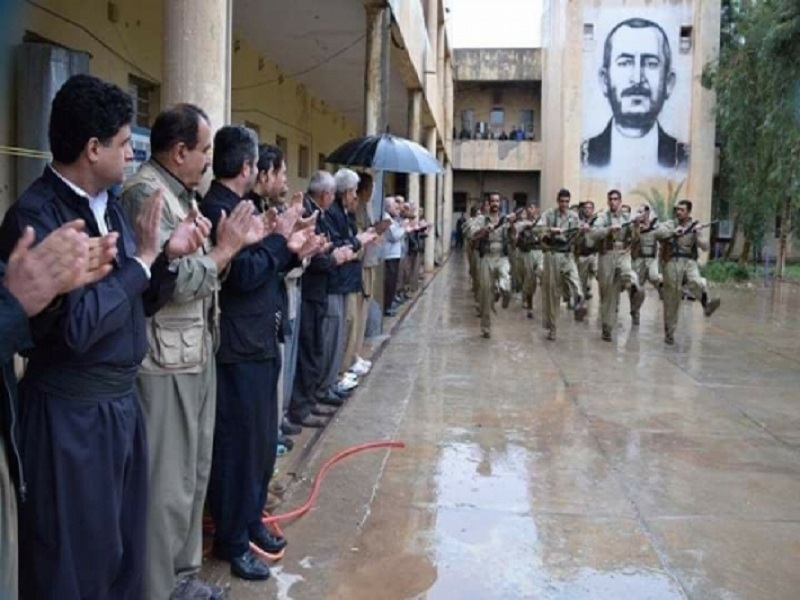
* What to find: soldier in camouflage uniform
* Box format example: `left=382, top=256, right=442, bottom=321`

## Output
left=541, top=189, right=587, bottom=341
left=512, top=205, right=544, bottom=319
left=655, top=199, right=720, bottom=345
left=468, top=193, right=511, bottom=338
left=575, top=200, right=598, bottom=301
left=629, top=203, right=663, bottom=325
left=589, top=190, right=644, bottom=342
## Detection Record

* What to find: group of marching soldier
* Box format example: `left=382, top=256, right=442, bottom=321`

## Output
left=463, top=188, right=721, bottom=344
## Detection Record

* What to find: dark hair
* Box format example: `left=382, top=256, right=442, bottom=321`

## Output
left=582, top=200, right=595, bottom=209
left=677, top=199, right=693, bottom=213
left=487, top=192, right=501, bottom=200
left=212, top=126, right=258, bottom=179
left=256, top=144, right=284, bottom=174
left=150, top=103, right=209, bottom=154
left=557, top=188, right=571, bottom=200
left=48, top=74, right=133, bottom=164
left=603, top=18, right=672, bottom=75
left=470, top=205, right=479, bottom=217
left=607, top=189, right=622, bottom=200
left=356, top=172, right=374, bottom=195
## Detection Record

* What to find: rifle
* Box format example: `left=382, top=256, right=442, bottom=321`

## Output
left=673, top=219, right=718, bottom=237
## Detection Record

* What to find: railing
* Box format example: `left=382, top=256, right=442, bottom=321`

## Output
left=452, top=140, right=543, bottom=171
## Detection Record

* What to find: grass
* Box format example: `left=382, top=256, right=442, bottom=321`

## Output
left=701, top=260, right=800, bottom=283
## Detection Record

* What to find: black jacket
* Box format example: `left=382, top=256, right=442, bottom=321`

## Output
left=202, top=182, right=293, bottom=363
left=581, top=120, right=689, bottom=169
left=0, top=261, right=32, bottom=499
left=300, top=194, right=337, bottom=304
left=0, top=167, right=177, bottom=370
left=325, top=197, right=362, bottom=295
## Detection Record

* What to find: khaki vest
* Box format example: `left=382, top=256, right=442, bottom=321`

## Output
left=123, top=162, right=219, bottom=374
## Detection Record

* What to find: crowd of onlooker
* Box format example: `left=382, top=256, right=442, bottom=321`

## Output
left=0, top=73, right=429, bottom=600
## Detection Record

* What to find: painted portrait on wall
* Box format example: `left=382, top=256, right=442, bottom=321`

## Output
left=581, top=9, right=692, bottom=182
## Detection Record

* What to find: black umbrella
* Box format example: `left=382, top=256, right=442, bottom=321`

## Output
left=326, top=133, right=442, bottom=174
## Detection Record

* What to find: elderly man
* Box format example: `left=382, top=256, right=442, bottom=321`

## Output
left=382, top=196, right=406, bottom=317
left=582, top=18, right=688, bottom=170
left=289, top=172, right=355, bottom=428
left=0, top=74, right=208, bottom=599
left=121, top=104, right=258, bottom=600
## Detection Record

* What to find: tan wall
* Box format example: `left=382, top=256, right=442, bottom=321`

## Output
left=454, top=48, right=542, bottom=81
left=453, top=171, right=541, bottom=210
left=452, top=140, right=543, bottom=171
left=455, top=84, right=542, bottom=140
left=230, top=38, right=359, bottom=195
left=0, top=0, right=361, bottom=214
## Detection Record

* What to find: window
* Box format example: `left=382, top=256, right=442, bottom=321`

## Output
left=276, top=135, right=288, bottom=157
left=298, top=144, right=309, bottom=178
left=680, top=26, right=693, bottom=53
left=460, top=109, right=475, bottom=139
left=513, top=193, right=528, bottom=209
left=128, top=75, right=159, bottom=128
left=453, top=192, right=467, bottom=214
left=489, top=108, right=504, bottom=128
left=520, top=110, right=535, bottom=140
left=243, top=120, right=260, bottom=139
left=318, top=153, right=327, bottom=170
left=583, top=23, right=594, bottom=41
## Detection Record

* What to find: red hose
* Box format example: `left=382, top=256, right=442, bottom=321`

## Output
left=204, top=440, right=406, bottom=561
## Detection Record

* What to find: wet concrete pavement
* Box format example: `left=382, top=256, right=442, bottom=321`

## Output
left=206, top=254, right=800, bottom=599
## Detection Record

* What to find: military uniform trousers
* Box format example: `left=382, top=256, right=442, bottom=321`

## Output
left=468, top=246, right=480, bottom=300
left=478, top=252, right=511, bottom=333
left=542, top=251, right=582, bottom=333
left=661, top=257, right=708, bottom=339
left=208, top=357, right=280, bottom=559
left=577, top=254, right=598, bottom=296
left=597, top=251, right=639, bottom=331
left=18, top=379, right=147, bottom=600
left=136, top=343, right=216, bottom=600
left=630, top=257, right=662, bottom=317
left=519, top=249, right=543, bottom=301
left=0, top=434, right=17, bottom=600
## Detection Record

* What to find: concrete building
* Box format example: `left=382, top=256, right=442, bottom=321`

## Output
left=452, top=48, right=543, bottom=215
left=0, top=0, right=456, bottom=269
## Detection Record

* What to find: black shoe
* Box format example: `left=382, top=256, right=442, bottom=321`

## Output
left=703, top=298, right=721, bottom=317
left=277, top=434, right=293, bottom=452
left=527, top=310, right=534, bottom=319
left=311, top=404, right=337, bottom=417
left=665, top=335, right=675, bottom=345
left=501, top=291, right=511, bottom=309
left=250, top=524, right=288, bottom=555
left=383, top=309, right=397, bottom=317
left=281, top=418, right=302, bottom=436
left=318, top=391, right=344, bottom=407
left=631, top=312, right=640, bottom=326
left=601, top=327, right=612, bottom=342
left=230, top=550, right=270, bottom=581
left=291, top=415, right=326, bottom=428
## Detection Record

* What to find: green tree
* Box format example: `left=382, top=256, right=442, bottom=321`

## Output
left=704, top=0, right=800, bottom=272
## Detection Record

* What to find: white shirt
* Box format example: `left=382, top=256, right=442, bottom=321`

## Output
left=49, top=165, right=150, bottom=278
left=610, top=121, right=659, bottom=171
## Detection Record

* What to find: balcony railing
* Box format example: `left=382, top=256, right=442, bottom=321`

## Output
left=452, top=139, right=543, bottom=171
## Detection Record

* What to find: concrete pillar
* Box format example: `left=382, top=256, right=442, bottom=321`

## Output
left=407, top=89, right=423, bottom=211
left=163, top=0, right=231, bottom=129
left=426, top=0, right=439, bottom=64
left=436, top=149, right=445, bottom=263
left=443, top=161, right=453, bottom=255
left=424, top=127, right=437, bottom=272
left=364, top=5, right=390, bottom=135
left=437, top=23, right=446, bottom=126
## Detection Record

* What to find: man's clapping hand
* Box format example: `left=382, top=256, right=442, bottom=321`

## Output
left=3, top=220, right=118, bottom=316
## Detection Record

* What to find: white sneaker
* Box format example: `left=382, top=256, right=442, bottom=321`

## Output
left=356, top=356, right=372, bottom=369
left=349, top=362, right=369, bottom=376
left=338, top=377, right=359, bottom=391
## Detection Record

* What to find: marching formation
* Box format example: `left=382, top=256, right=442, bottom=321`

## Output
left=462, top=188, right=721, bottom=344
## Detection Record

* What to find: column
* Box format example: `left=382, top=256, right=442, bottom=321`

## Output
left=443, top=160, right=453, bottom=255
left=364, top=4, right=390, bottom=135
left=424, top=127, right=437, bottom=272
left=407, top=89, right=423, bottom=211
left=437, top=23, right=446, bottom=125
left=425, top=0, right=439, bottom=108
left=164, top=0, right=231, bottom=129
